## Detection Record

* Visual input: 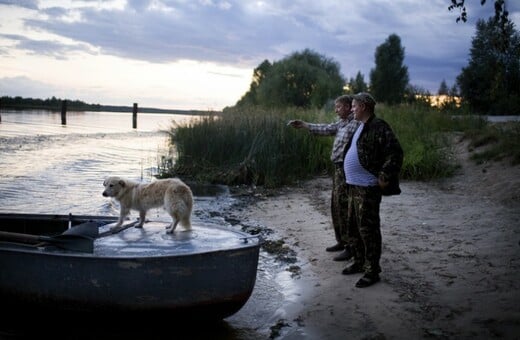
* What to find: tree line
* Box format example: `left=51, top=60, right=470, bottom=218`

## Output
left=0, top=96, right=99, bottom=111
left=0, top=96, right=214, bottom=115
left=3, top=1, right=516, bottom=116
left=164, top=1, right=520, bottom=188
left=233, top=3, right=519, bottom=115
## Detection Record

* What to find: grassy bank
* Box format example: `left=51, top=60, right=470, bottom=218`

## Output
left=159, top=105, right=519, bottom=188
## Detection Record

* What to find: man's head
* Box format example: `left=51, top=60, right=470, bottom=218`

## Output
left=334, top=94, right=353, bottom=119
left=352, top=92, right=376, bottom=122
left=353, top=92, right=376, bottom=111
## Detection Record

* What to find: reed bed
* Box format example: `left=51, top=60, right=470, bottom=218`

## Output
left=161, top=104, right=515, bottom=188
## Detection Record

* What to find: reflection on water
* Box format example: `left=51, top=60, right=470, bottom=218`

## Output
left=0, top=110, right=198, bottom=137
left=0, top=110, right=291, bottom=339
left=0, top=110, right=209, bottom=215
left=0, top=111, right=177, bottom=214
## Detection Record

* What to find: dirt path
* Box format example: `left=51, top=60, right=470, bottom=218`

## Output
left=234, top=136, right=520, bottom=339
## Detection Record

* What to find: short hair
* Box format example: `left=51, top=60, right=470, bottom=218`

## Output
left=335, top=94, right=353, bottom=106
left=353, top=92, right=376, bottom=111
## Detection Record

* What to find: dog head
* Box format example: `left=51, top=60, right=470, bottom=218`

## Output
left=102, top=176, right=126, bottom=198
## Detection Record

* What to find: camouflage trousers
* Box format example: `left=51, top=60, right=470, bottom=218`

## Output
left=347, top=185, right=382, bottom=275
left=331, top=164, right=349, bottom=245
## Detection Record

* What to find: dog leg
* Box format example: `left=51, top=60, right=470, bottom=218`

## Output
left=112, top=207, right=129, bottom=230
left=180, top=216, right=192, bottom=230
left=136, top=210, right=146, bottom=228
left=165, top=220, right=179, bottom=234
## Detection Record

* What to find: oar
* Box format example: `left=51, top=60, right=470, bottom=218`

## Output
left=97, top=219, right=140, bottom=238
left=0, top=230, right=94, bottom=253
left=63, top=220, right=101, bottom=239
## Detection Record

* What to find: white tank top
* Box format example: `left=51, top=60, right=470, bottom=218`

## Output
left=344, top=123, right=378, bottom=187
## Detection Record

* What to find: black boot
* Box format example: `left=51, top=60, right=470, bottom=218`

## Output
left=333, top=246, right=352, bottom=261
left=325, top=243, right=344, bottom=252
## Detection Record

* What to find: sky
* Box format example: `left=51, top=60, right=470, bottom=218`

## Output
left=1, top=1, right=519, bottom=111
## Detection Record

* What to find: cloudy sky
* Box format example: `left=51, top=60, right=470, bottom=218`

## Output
left=1, top=0, right=519, bottom=110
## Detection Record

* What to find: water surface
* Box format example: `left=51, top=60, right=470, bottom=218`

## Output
left=0, top=110, right=289, bottom=339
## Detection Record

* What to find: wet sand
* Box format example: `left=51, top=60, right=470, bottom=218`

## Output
left=232, top=137, right=520, bottom=339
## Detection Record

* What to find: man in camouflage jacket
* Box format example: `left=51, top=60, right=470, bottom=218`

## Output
left=341, top=92, right=403, bottom=288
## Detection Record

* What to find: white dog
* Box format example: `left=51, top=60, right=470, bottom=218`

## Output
left=102, top=176, right=193, bottom=233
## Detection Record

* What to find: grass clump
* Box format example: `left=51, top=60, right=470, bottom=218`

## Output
left=377, top=104, right=457, bottom=180
left=160, top=107, right=334, bottom=187
left=464, top=121, right=520, bottom=165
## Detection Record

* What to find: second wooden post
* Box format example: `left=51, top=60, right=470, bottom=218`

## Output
left=132, top=103, right=138, bottom=129
left=61, top=100, right=67, bottom=125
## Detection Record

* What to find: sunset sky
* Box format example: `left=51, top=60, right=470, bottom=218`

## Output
left=1, top=0, right=519, bottom=110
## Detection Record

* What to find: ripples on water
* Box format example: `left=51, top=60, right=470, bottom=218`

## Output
left=0, top=111, right=185, bottom=215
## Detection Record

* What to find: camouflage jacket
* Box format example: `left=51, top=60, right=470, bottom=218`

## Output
left=344, top=115, right=404, bottom=195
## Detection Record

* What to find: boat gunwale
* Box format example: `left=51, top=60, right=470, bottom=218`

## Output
left=0, top=212, right=262, bottom=258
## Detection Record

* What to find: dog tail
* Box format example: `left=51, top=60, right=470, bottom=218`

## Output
left=166, top=184, right=193, bottom=230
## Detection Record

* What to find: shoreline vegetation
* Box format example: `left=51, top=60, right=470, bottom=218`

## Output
left=164, top=104, right=520, bottom=188
left=2, top=95, right=518, bottom=190
left=0, top=95, right=218, bottom=115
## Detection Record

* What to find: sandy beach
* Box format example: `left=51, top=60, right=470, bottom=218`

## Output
left=231, top=136, right=520, bottom=339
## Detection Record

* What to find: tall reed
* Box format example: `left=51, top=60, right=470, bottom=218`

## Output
left=165, top=107, right=334, bottom=187
left=162, top=104, right=499, bottom=187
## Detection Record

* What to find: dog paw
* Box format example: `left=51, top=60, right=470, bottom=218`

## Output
left=111, top=223, right=122, bottom=230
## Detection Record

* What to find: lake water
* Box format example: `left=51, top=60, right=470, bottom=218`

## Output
left=0, top=110, right=195, bottom=214
left=0, top=110, right=289, bottom=339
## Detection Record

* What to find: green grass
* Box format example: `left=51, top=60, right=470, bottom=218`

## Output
left=375, top=104, right=489, bottom=180
left=464, top=121, right=520, bottom=165
left=159, top=104, right=519, bottom=188
left=160, top=107, right=334, bottom=187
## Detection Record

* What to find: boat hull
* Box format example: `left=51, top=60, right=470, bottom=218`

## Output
left=0, top=213, right=260, bottom=321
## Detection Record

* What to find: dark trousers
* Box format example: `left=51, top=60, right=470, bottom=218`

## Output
left=347, top=185, right=382, bottom=275
left=331, top=164, right=349, bottom=245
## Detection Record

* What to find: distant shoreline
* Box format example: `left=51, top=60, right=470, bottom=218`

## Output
left=0, top=96, right=221, bottom=115
left=0, top=105, right=220, bottom=115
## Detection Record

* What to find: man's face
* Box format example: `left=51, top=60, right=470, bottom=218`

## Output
left=352, top=100, right=364, bottom=121
left=335, top=102, right=351, bottom=119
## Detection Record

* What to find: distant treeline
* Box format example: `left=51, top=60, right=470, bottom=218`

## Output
left=0, top=96, right=218, bottom=115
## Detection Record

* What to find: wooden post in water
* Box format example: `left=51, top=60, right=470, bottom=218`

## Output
left=61, top=100, right=67, bottom=125
left=132, top=103, right=138, bottom=129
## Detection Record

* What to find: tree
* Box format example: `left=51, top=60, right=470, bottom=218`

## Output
left=346, top=71, right=368, bottom=94
left=236, top=60, right=271, bottom=107
left=438, top=79, right=449, bottom=95
left=456, top=16, right=520, bottom=114
left=448, top=0, right=509, bottom=25
left=403, top=85, right=432, bottom=106
left=449, top=0, right=512, bottom=53
left=237, top=49, right=345, bottom=108
left=449, top=84, right=459, bottom=97
left=369, top=34, right=409, bottom=105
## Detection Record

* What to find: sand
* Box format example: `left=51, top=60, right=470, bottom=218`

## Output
left=233, top=136, right=520, bottom=339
